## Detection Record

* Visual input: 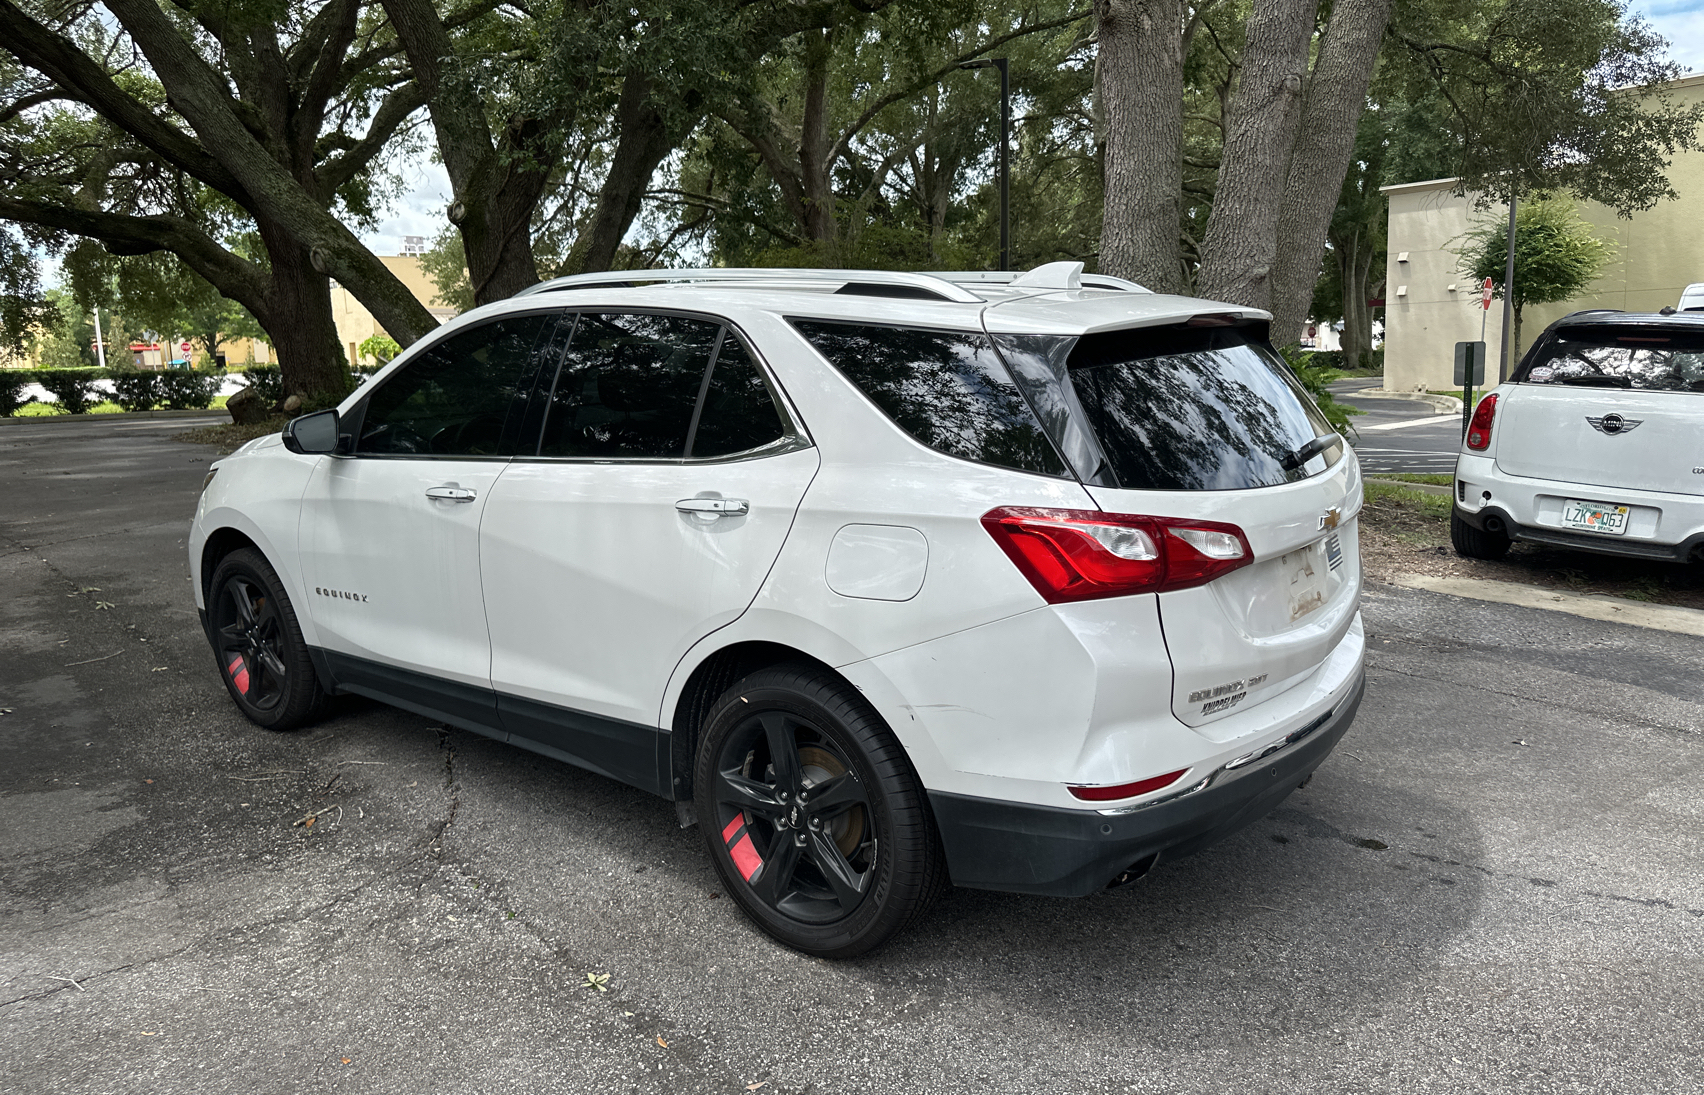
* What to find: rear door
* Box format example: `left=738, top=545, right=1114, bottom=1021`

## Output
left=991, top=322, right=1362, bottom=729
left=1495, top=330, right=1704, bottom=496
left=479, top=313, right=817, bottom=791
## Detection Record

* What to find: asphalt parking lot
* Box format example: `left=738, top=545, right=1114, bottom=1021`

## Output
left=1330, top=380, right=1464, bottom=475
left=3, top=416, right=1701, bottom=1094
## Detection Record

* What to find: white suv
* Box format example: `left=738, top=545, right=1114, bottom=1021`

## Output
left=1452, top=310, right=1704, bottom=564
left=190, top=264, right=1367, bottom=956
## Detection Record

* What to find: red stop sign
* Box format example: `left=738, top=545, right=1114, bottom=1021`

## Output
left=1481, top=277, right=1494, bottom=310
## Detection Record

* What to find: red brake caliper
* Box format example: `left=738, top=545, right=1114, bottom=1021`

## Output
left=227, top=654, right=250, bottom=694
left=721, top=813, right=764, bottom=882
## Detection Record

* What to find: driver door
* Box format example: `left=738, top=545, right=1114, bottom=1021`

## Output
left=298, top=310, right=565, bottom=732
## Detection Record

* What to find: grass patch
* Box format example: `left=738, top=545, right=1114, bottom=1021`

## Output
left=174, top=416, right=288, bottom=453
left=1375, top=473, right=1455, bottom=487
left=1361, top=481, right=1450, bottom=545
left=14, top=400, right=126, bottom=416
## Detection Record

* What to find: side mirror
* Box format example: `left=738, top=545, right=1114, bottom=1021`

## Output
left=282, top=409, right=342, bottom=455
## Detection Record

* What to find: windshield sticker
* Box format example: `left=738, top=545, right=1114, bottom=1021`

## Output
left=1529, top=365, right=1555, bottom=380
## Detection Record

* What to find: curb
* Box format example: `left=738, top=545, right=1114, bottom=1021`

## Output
left=0, top=409, right=228, bottom=426
left=1341, top=387, right=1463, bottom=415
left=1390, top=574, right=1704, bottom=638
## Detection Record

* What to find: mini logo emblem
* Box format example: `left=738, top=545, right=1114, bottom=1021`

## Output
left=1318, top=507, right=1341, bottom=530
left=1586, top=414, right=1642, bottom=435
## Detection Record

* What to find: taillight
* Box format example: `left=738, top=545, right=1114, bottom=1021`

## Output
left=1466, top=393, right=1498, bottom=451
left=1068, top=768, right=1190, bottom=801
left=981, top=507, right=1252, bottom=603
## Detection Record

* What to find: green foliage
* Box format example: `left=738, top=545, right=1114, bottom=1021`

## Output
left=107, top=371, right=164, bottom=412
left=1278, top=347, right=1363, bottom=438
left=32, top=368, right=106, bottom=414
left=1387, top=0, right=1703, bottom=212
left=155, top=370, right=221, bottom=410
left=237, top=365, right=284, bottom=406
left=66, top=243, right=264, bottom=363
left=0, top=370, right=34, bottom=416
left=1455, top=196, right=1613, bottom=355
left=357, top=334, right=402, bottom=366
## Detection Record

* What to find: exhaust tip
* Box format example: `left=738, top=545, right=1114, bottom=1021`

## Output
left=1484, top=516, right=1505, bottom=533
left=1106, top=853, right=1160, bottom=889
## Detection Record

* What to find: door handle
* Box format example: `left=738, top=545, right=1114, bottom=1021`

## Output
left=425, top=486, right=477, bottom=503
left=675, top=497, right=750, bottom=517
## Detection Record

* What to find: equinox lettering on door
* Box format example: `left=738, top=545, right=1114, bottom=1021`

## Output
left=315, top=587, right=368, bottom=602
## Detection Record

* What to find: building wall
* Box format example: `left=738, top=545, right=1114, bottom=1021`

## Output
left=330, top=255, right=458, bottom=368
left=1381, top=73, right=1704, bottom=392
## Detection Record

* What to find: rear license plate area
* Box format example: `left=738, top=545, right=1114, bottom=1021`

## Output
left=1560, top=498, right=1630, bottom=535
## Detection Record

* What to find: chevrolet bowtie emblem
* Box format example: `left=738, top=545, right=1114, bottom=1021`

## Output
left=1318, top=507, right=1341, bottom=530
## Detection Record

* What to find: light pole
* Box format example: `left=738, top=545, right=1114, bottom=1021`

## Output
left=958, top=57, right=1009, bottom=272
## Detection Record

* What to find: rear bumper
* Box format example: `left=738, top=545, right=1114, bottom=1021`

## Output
left=1455, top=503, right=1704, bottom=562
left=927, top=671, right=1366, bottom=897
left=1454, top=453, right=1704, bottom=562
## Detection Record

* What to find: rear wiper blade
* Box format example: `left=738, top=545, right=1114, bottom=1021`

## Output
left=1557, top=375, right=1632, bottom=388
left=1280, top=433, right=1340, bottom=471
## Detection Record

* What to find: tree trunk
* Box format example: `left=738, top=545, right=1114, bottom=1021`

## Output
left=257, top=222, right=347, bottom=399
left=1267, top=0, right=1394, bottom=346
left=1194, top=0, right=1315, bottom=308
left=1096, top=0, right=1186, bottom=293
left=799, top=29, right=838, bottom=247
left=564, top=76, right=688, bottom=274
left=1339, top=237, right=1368, bottom=371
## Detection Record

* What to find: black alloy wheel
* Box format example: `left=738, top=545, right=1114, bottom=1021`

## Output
left=693, top=663, right=945, bottom=957
left=207, top=548, right=327, bottom=730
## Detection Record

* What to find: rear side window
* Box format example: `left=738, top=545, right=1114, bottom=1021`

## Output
left=1521, top=329, right=1704, bottom=392
left=993, top=325, right=1340, bottom=491
left=357, top=312, right=552, bottom=457
left=538, top=313, right=720, bottom=458
left=688, top=334, right=792, bottom=459
left=790, top=320, right=1067, bottom=478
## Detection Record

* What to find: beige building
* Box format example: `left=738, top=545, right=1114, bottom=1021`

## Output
left=331, top=255, right=460, bottom=368
left=1381, top=72, right=1704, bottom=392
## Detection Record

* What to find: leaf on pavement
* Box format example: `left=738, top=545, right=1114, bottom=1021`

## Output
left=656, top=1036, right=668, bottom=1048
left=582, top=971, right=610, bottom=992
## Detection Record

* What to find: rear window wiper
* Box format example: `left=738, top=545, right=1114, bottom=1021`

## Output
left=1556, top=375, right=1633, bottom=388
left=1280, top=433, right=1340, bottom=472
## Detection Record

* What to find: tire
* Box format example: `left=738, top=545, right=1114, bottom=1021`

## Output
left=692, top=663, right=946, bottom=958
left=206, top=548, right=328, bottom=731
left=1451, top=510, right=1511, bottom=560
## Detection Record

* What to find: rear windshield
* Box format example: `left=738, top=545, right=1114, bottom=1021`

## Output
left=993, top=325, right=1341, bottom=491
left=1519, top=329, right=1704, bottom=393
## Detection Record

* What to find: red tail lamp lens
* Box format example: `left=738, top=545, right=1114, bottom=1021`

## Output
left=1068, top=768, right=1191, bottom=802
left=981, top=507, right=1252, bottom=603
left=1466, top=393, right=1498, bottom=451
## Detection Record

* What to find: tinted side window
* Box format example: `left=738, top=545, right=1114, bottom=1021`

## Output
left=688, top=334, right=790, bottom=458
left=790, top=320, right=1067, bottom=477
left=538, top=313, right=720, bottom=458
left=357, top=313, right=552, bottom=457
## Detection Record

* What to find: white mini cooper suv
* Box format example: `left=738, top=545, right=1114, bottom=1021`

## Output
left=1453, top=309, right=1704, bottom=564
left=191, top=264, right=1367, bottom=956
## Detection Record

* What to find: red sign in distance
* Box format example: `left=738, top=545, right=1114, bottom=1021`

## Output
left=1481, top=277, right=1494, bottom=310
left=181, top=341, right=192, bottom=353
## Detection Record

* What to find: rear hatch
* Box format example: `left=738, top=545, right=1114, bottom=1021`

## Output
left=985, top=318, right=1362, bottom=730
left=1496, top=326, right=1704, bottom=496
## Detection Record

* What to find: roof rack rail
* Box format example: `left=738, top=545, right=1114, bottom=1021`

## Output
left=514, top=268, right=984, bottom=303
left=925, top=268, right=1151, bottom=293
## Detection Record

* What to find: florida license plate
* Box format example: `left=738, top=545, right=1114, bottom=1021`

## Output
left=1560, top=499, right=1630, bottom=535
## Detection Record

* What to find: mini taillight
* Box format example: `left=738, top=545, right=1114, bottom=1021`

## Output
left=1068, top=768, right=1190, bottom=802
left=981, top=507, right=1253, bottom=603
left=1465, top=393, right=1498, bottom=451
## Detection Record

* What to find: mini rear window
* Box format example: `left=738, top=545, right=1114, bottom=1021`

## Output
left=791, top=320, right=1068, bottom=478
left=1520, top=329, right=1704, bottom=393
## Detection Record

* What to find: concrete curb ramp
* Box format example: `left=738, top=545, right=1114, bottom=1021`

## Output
left=1393, top=574, right=1704, bottom=637
left=1344, top=387, right=1464, bottom=415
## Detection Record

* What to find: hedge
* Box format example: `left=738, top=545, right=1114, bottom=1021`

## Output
left=1, top=366, right=223, bottom=416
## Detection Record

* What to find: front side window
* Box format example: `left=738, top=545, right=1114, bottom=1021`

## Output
left=538, top=313, right=721, bottom=459
left=790, top=320, right=1067, bottom=478
left=357, top=313, right=553, bottom=457
left=1520, top=328, right=1704, bottom=392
